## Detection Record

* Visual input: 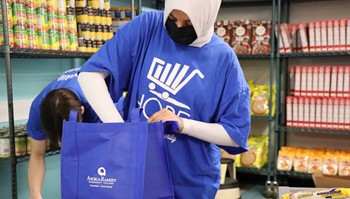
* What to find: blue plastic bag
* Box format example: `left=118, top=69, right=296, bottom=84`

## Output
left=61, top=109, right=174, bottom=199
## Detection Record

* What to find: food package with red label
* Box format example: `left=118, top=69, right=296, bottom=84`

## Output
left=251, top=20, right=271, bottom=54
left=214, top=20, right=232, bottom=47
left=231, top=20, right=252, bottom=54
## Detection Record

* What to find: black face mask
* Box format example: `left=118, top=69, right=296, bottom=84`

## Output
left=165, top=17, right=198, bottom=46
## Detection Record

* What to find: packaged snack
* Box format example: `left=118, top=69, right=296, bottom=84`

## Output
left=277, top=147, right=296, bottom=171
left=214, top=20, right=232, bottom=47
left=293, top=148, right=309, bottom=173
left=322, top=150, right=340, bottom=176
left=308, top=150, right=324, bottom=174
left=231, top=20, right=251, bottom=54
left=281, top=188, right=350, bottom=199
left=338, top=151, right=350, bottom=176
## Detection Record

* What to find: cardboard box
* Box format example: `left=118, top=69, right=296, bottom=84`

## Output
left=312, top=172, right=350, bottom=188
left=327, top=20, right=334, bottom=52
left=298, top=22, right=309, bottom=53
left=340, top=19, right=346, bottom=51
left=308, top=21, right=316, bottom=52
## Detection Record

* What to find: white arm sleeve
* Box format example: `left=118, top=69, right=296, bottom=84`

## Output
left=181, top=118, right=238, bottom=147
left=78, top=72, right=124, bottom=123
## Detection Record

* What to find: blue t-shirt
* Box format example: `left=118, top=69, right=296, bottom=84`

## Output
left=26, top=67, right=101, bottom=141
left=80, top=11, right=250, bottom=199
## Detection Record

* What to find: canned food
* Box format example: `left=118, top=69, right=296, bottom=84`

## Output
left=15, top=132, right=27, bottom=156
left=26, top=136, right=31, bottom=154
left=77, top=37, right=86, bottom=52
left=94, top=10, right=101, bottom=25
left=68, top=32, right=77, bottom=51
left=57, top=0, right=66, bottom=14
left=75, top=0, right=86, bottom=7
left=48, top=29, right=59, bottom=50
left=26, top=8, right=37, bottom=27
left=57, top=14, right=68, bottom=33
left=28, top=28, right=39, bottom=49
left=38, top=30, right=50, bottom=49
left=76, top=7, right=88, bottom=24
left=89, top=24, right=95, bottom=40
left=59, top=32, right=69, bottom=51
left=87, top=7, right=95, bottom=24
left=0, top=3, right=13, bottom=27
left=104, top=0, right=110, bottom=10
left=46, top=0, right=57, bottom=12
left=106, top=10, right=112, bottom=25
left=66, top=0, right=75, bottom=8
left=80, top=23, right=90, bottom=39
left=13, top=3, right=27, bottom=27
left=85, top=39, right=93, bottom=52
left=14, top=25, right=28, bottom=48
left=25, top=0, right=36, bottom=8
left=36, top=7, right=49, bottom=32
left=35, top=0, right=47, bottom=9
left=0, top=133, right=10, bottom=158
left=87, top=0, right=98, bottom=9
left=95, top=24, right=102, bottom=40
left=66, top=6, right=75, bottom=15
left=67, top=14, right=77, bottom=33
left=47, top=12, right=58, bottom=31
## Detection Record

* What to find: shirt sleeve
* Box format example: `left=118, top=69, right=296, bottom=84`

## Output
left=216, top=56, right=251, bottom=155
left=26, top=97, right=46, bottom=141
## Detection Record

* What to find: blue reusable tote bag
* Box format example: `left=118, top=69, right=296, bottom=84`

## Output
left=61, top=109, right=175, bottom=199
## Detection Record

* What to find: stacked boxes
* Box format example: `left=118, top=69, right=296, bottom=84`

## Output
left=286, top=65, right=350, bottom=130
left=278, top=18, right=350, bottom=54
left=215, top=19, right=271, bottom=55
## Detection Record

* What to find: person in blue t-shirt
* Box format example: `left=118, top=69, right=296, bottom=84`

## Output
left=26, top=67, right=121, bottom=199
left=78, top=0, right=251, bottom=198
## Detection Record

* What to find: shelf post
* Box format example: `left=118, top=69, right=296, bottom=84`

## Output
left=1, top=0, right=18, bottom=198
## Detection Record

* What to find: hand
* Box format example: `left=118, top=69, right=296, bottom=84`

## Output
left=148, top=108, right=184, bottom=132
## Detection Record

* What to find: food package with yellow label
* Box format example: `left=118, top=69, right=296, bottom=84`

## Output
left=236, top=135, right=268, bottom=169
left=338, top=151, right=350, bottom=177
left=281, top=188, right=350, bottom=199
left=308, top=149, right=325, bottom=174
left=323, top=150, right=340, bottom=176
left=277, top=146, right=296, bottom=171
left=250, top=85, right=276, bottom=117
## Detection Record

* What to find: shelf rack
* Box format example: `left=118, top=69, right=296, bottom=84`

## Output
left=279, top=126, right=350, bottom=135
left=0, top=48, right=94, bottom=59
left=0, top=149, right=61, bottom=163
left=221, top=0, right=273, bottom=7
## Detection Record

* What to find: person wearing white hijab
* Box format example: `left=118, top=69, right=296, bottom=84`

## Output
left=78, top=0, right=250, bottom=198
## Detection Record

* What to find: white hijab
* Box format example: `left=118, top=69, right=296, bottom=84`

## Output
left=163, top=0, right=222, bottom=48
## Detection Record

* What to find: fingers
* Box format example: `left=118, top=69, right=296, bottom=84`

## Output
left=148, top=108, right=166, bottom=122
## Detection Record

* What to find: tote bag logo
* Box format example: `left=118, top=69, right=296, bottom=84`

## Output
left=86, top=167, right=117, bottom=189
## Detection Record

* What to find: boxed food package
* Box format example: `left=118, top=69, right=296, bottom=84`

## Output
left=308, top=21, right=316, bottom=52
left=231, top=20, right=252, bottom=54
left=251, top=20, right=271, bottom=54
left=214, top=20, right=232, bottom=47
left=281, top=23, right=292, bottom=54
left=298, top=22, right=309, bottom=53
left=275, top=24, right=285, bottom=54
left=312, top=172, right=350, bottom=188
left=347, top=18, right=350, bottom=51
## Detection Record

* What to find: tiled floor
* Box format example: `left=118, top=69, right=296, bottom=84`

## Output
left=240, top=184, right=269, bottom=199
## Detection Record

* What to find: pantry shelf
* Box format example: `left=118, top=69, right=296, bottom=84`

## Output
left=251, top=116, right=274, bottom=120
left=237, top=54, right=272, bottom=59
left=280, top=51, right=350, bottom=58
left=0, top=48, right=94, bottom=59
left=279, top=126, right=350, bottom=135
left=16, top=149, right=61, bottom=163
left=221, top=0, right=272, bottom=7
left=277, top=170, right=312, bottom=180
left=237, top=167, right=269, bottom=175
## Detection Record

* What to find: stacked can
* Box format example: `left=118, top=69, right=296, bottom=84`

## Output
left=56, top=0, right=69, bottom=51
left=66, top=6, right=78, bottom=51
left=26, top=0, right=39, bottom=49
left=13, top=0, right=28, bottom=48
left=76, top=0, right=112, bottom=52
left=36, top=0, right=50, bottom=49
left=0, top=128, right=10, bottom=158
left=0, top=0, right=15, bottom=47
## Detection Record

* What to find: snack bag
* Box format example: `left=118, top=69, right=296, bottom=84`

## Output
left=308, top=150, right=324, bottom=174
left=293, top=149, right=309, bottom=173
left=277, top=147, right=295, bottom=171
left=281, top=188, right=350, bottom=199
left=338, top=151, right=350, bottom=176
left=322, top=150, right=340, bottom=176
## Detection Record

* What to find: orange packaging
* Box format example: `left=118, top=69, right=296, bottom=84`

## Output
left=322, top=150, right=340, bottom=176
left=308, top=151, right=324, bottom=174
left=293, top=149, right=309, bottom=173
left=277, top=148, right=294, bottom=171
left=338, top=152, right=350, bottom=176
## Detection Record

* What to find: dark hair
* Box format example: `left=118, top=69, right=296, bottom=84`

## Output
left=40, top=88, right=83, bottom=149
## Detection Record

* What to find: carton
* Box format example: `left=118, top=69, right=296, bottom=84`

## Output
left=231, top=20, right=252, bottom=54
left=312, top=172, right=350, bottom=188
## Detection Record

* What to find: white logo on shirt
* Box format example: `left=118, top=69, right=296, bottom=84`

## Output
left=147, top=57, right=204, bottom=110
